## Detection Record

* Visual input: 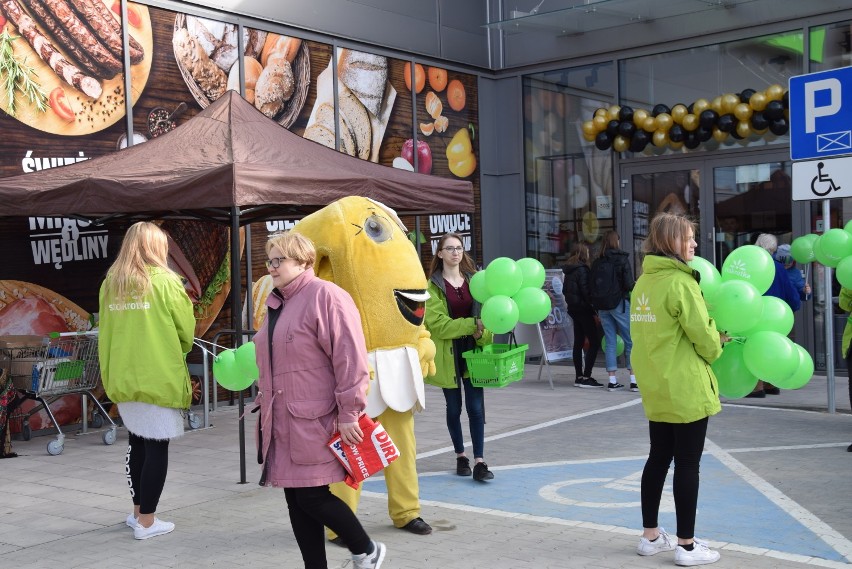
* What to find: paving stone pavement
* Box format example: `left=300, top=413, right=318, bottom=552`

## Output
left=0, top=363, right=850, bottom=568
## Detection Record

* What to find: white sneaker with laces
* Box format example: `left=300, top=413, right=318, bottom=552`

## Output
left=675, top=541, right=720, bottom=566
left=352, top=540, right=386, bottom=569
left=133, top=517, right=175, bottom=540
left=636, top=527, right=676, bottom=556
left=126, top=513, right=137, bottom=528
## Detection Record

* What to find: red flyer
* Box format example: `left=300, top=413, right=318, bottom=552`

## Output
left=328, top=415, right=400, bottom=489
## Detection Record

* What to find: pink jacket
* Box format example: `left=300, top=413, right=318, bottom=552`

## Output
left=253, top=268, right=369, bottom=487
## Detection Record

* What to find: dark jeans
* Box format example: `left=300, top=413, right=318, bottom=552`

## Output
left=641, top=417, right=709, bottom=540
left=569, top=310, right=600, bottom=377
left=443, top=377, right=485, bottom=458
left=284, top=485, right=371, bottom=569
left=126, top=433, right=169, bottom=515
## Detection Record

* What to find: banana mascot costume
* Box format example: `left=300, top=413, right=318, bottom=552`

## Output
left=294, top=196, right=436, bottom=534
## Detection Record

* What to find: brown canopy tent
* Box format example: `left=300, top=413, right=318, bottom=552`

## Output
left=0, top=91, right=473, bottom=480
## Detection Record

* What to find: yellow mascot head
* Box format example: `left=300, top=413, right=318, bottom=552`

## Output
left=293, top=196, right=428, bottom=352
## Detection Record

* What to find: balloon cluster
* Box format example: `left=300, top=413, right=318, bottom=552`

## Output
left=469, top=258, right=551, bottom=334
left=582, top=84, right=789, bottom=153
left=212, top=342, right=259, bottom=392
left=791, top=224, right=852, bottom=290
left=687, top=245, right=813, bottom=398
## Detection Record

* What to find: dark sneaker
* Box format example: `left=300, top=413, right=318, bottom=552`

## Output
left=574, top=378, right=586, bottom=388
left=400, top=517, right=432, bottom=535
left=745, top=390, right=766, bottom=398
left=584, top=377, right=604, bottom=388
left=764, top=386, right=780, bottom=395
left=607, top=382, right=624, bottom=391
left=473, top=461, right=494, bottom=481
left=352, top=540, right=386, bottom=569
left=630, top=383, right=639, bottom=392
left=847, top=443, right=851, bottom=452
left=456, top=456, right=472, bottom=476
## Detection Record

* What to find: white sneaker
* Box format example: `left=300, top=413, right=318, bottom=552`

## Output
left=352, top=540, right=386, bottom=569
left=133, top=518, right=175, bottom=540
left=675, top=542, right=720, bottom=566
left=636, top=527, right=676, bottom=556
left=125, top=513, right=137, bottom=528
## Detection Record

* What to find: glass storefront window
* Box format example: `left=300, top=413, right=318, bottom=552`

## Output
left=523, top=63, right=615, bottom=268
left=808, top=21, right=851, bottom=72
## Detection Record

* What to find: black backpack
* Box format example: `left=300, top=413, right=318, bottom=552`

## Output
left=588, top=256, right=624, bottom=311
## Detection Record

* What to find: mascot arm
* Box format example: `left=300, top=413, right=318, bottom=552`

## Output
left=424, top=285, right=477, bottom=340
left=417, top=327, right=437, bottom=377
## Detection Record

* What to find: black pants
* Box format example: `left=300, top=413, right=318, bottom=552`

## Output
left=641, top=417, right=708, bottom=540
left=569, top=310, right=600, bottom=378
left=126, top=432, right=169, bottom=515
left=284, top=485, right=371, bottom=569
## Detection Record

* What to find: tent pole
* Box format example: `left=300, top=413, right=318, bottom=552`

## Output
left=232, top=206, right=247, bottom=484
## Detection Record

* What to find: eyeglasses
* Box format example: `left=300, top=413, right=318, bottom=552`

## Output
left=442, top=246, right=464, bottom=253
left=265, top=257, right=287, bottom=269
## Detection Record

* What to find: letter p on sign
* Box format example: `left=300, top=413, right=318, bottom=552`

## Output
left=806, top=78, right=842, bottom=133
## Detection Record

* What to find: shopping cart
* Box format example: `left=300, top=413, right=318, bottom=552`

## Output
left=0, top=332, right=117, bottom=455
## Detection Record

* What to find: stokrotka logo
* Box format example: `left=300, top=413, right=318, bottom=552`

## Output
left=630, top=293, right=657, bottom=322
left=724, top=259, right=750, bottom=279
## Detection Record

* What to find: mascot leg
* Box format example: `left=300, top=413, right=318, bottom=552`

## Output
left=378, top=407, right=421, bottom=527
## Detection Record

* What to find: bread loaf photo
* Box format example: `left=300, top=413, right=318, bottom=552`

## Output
left=254, top=59, right=295, bottom=118
left=337, top=48, right=387, bottom=117
left=338, top=88, right=371, bottom=159
left=173, top=27, right=227, bottom=101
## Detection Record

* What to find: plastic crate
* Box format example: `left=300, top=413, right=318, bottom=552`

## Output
left=462, top=343, right=528, bottom=388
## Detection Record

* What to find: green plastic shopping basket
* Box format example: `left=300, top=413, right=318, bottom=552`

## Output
left=462, top=334, right=528, bottom=388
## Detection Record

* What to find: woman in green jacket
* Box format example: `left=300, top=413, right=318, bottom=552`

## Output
left=630, top=213, right=729, bottom=566
left=424, top=233, right=494, bottom=482
left=99, top=222, right=195, bottom=541
left=839, top=287, right=852, bottom=453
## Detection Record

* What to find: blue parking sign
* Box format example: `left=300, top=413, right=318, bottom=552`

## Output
left=789, top=66, right=852, bottom=161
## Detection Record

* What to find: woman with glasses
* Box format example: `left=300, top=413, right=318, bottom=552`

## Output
left=424, top=233, right=494, bottom=482
left=253, top=231, right=386, bottom=569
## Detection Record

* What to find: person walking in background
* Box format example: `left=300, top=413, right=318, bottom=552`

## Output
left=747, top=233, right=801, bottom=398
left=562, top=243, right=603, bottom=388
left=98, top=222, right=195, bottom=540
left=425, top=233, right=495, bottom=482
left=253, top=231, right=386, bottom=569
left=838, top=287, right=852, bottom=453
left=775, top=243, right=812, bottom=302
left=631, top=212, right=729, bottom=566
left=590, top=230, right=636, bottom=392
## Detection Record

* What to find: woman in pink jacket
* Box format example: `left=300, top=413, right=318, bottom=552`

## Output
left=253, top=232, right=385, bottom=569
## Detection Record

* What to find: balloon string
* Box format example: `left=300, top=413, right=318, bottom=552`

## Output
left=193, top=338, right=229, bottom=357
left=727, top=336, right=747, bottom=344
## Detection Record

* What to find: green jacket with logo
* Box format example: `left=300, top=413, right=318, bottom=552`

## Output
left=630, top=255, right=723, bottom=423
left=840, top=287, right=852, bottom=359
left=99, top=267, right=195, bottom=409
left=424, top=271, right=493, bottom=389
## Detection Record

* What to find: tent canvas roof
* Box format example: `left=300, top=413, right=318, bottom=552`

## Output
left=0, top=91, right=473, bottom=222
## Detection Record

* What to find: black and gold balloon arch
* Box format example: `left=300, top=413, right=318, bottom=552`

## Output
left=582, top=84, right=789, bottom=152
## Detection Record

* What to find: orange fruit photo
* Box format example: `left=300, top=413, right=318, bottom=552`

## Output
left=404, top=62, right=426, bottom=93
left=447, top=79, right=466, bottom=112
left=428, top=67, right=448, bottom=92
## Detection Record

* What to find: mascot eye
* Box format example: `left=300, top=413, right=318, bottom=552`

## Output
left=364, top=215, right=392, bottom=243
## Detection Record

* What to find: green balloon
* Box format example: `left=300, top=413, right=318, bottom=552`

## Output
left=513, top=287, right=551, bottom=324
left=790, top=234, right=817, bottom=264
left=481, top=295, right=519, bottom=334
left=235, top=341, right=259, bottom=381
left=687, top=256, right=722, bottom=300
left=711, top=342, right=757, bottom=398
left=721, top=245, right=774, bottom=294
left=484, top=257, right=523, bottom=297
left=516, top=257, right=546, bottom=289
left=707, top=280, right=763, bottom=333
left=469, top=271, right=491, bottom=303
left=601, top=334, right=625, bottom=356
left=773, top=345, right=814, bottom=389
left=213, top=349, right=253, bottom=391
left=812, top=237, right=838, bottom=267
left=741, top=296, right=794, bottom=336
left=819, top=228, right=852, bottom=263
left=837, top=255, right=852, bottom=289
left=742, top=331, right=799, bottom=382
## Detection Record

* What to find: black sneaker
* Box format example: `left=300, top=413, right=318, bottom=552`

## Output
left=473, top=461, right=494, bottom=481
left=630, top=383, right=639, bottom=392
left=400, top=517, right=432, bottom=535
left=745, top=390, right=766, bottom=398
left=456, top=456, right=472, bottom=476
left=607, top=382, right=624, bottom=391
left=764, top=386, right=781, bottom=395
left=584, top=377, right=604, bottom=388
left=847, top=443, right=852, bottom=452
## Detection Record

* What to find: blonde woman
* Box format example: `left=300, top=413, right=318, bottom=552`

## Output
left=99, top=222, right=195, bottom=540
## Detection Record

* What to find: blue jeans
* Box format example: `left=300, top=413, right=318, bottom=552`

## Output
left=599, top=298, right=633, bottom=372
left=443, top=377, right=485, bottom=458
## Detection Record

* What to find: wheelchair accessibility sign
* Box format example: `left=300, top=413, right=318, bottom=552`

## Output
left=792, top=156, right=852, bottom=201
